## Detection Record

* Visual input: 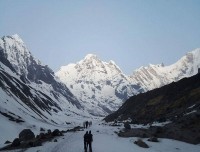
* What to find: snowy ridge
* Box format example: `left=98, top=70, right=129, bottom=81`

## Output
left=56, top=49, right=200, bottom=116
left=0, top=63, right=88, bottom=143
left=56, top=54, right=141, bottom=116
left=130, top=48, right=200, bottom=90
left=0, top=35, right=92, bottom=143
left=0, top=34, right=41, bottom=75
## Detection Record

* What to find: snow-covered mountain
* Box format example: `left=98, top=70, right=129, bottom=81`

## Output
left=1, top=34, right=200, bottom=120
left=56, top=49, right=200, bottom=116
left=56, top=54, right=143, bottom=116
left=130, top=48, right=200, bottom=91
left=0, top=35, right=91, bottom=142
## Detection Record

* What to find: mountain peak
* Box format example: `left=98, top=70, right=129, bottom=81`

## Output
left=84, top=54, right=98, bottom=60
left=109, top=60, right=116, bottom=65
left=189, top=48, right=200, bottom=54
left=0, top=34, right=43, bottom=75
left=11, top=34, right=24, bottom=44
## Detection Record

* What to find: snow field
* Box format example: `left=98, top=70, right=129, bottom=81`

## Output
left=2, top=121, right=199, bottom=152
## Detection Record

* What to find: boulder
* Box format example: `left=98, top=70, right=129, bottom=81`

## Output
left=148, top=137, right=159, bottom=142
left=52, top=129, right=61, bottom=136
left=134, top=139, right=149, bottom=148
left=19, top=129, right=35, bottom=141
left=47, top=129, right=52, bottom=134
left=4, top=140, right=11, bottom=144
left=11, top=138, right=20, bottom=147
left=40, top=127, right=45, bottom=132
left=124, top=122, right=131, bottom=130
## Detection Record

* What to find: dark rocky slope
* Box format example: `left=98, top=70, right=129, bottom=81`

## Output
left=105, top=73, right=200, bottom=123
left=105, top=73, right=200, bottom=144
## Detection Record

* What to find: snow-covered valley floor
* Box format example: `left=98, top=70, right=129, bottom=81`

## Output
left=1, top=121, right=200, bottom=152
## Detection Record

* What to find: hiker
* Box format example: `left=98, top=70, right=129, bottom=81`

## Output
left=86, top=121, right=89, bottom=128
left=83, top=121, right=86, bottom=128
left=84, top=131, right=89, bottom=152
left=87, top=130, right=93, bottom=152
left=89, top=121, right=92, bottom=127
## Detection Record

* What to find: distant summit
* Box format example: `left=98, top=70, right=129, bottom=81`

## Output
left=56, top=49, right=200, bottom=115
left=11, top=34, right=24, bottom=43
left=84, top=54, right=98, bottom=60
left=56, top=54, right=138, bottom=116
left=1, top=34, right=200, bottom=117
left=130, top=48, right=200, bottom=91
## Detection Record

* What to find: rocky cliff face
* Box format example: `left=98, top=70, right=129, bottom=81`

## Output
left=104, top=73, right=200, bottom=144
left=104, top=72, right=200, bottom=123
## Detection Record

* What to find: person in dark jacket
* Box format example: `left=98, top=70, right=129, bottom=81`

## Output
left=87, top=130, right=93, bottom=152
left=86, top=121, right=89, bottom=128
left=83, top=131, right=89, bottom=152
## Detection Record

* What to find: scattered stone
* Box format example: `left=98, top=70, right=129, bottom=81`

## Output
left=148, top=137, right=159, bottom=142
left=19, top=129, right=35, bottom=141
left=47, top=129, right=51, bottom=134
left=61, top=130, right=67, bottom=133
left=124, top=122, right=131, bottom=130
left=0, top=127, right=63, bottom=151
left=39, top=133, right=46, bottom=139
left=40, top=127, right=45, bottom=132
left=134, top=139, right=149, bottom=148
left=110, top=123, right=121, bottom=126
left=4, top=140, right=11, bottom=144
left=28, top=140, right=42, bottom=147
left=73, top=126, right=83, bottom=131
left=67, top=126, right=84, bottom=132
left=52, top=129, right=61, bottom=136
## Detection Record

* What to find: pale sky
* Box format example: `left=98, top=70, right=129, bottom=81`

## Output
left=0, top=0, right=200, bottom=74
